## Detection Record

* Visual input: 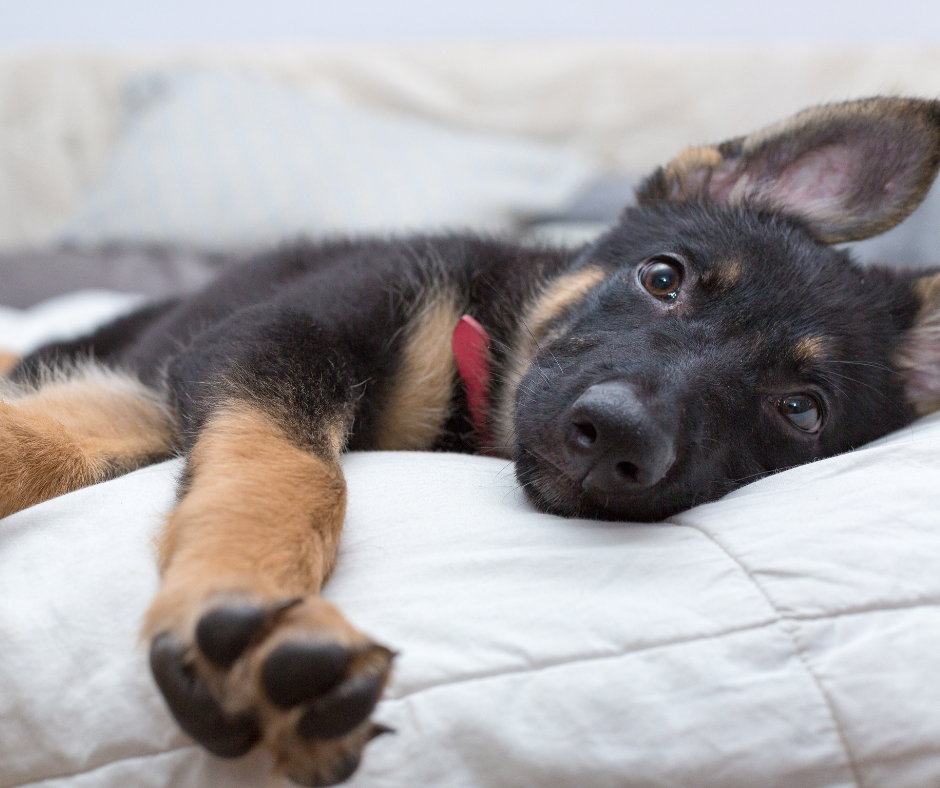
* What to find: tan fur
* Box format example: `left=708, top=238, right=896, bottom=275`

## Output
left=897, top=272, right=940, bottom=416
left=527, top=267, right=607, bottom=341
left=700, top=259, right=744, bottom=290
left=913, top=271, right=940, bottom=318
left=493, top=266, right=606, bottom=451
left=145, top=403, right=348, bottom=636
left=793, top=336, right=830, bottom=364
left=0, top=367, right=173, bottom=518
left=660, top=145, right=725, bottom=202
left=375, top=294, right=461, bottom=451
left=142, top=404, right=392, bottom=784
left=0, top=352, right=19, bottom=376
left=717, top=259, right=744, bottom=288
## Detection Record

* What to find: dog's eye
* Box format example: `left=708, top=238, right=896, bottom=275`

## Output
left=640, top=256, right=684, bottom=299
left=776, top=394, right=822, bottom=433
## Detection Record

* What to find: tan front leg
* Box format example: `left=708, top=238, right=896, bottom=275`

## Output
left=144, top=403, right=393, bottom=787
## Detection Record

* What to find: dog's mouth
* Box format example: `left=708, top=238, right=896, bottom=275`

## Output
left=514, top=441, right=689, bottom=523
left=513, top=378, right=694, bottom=522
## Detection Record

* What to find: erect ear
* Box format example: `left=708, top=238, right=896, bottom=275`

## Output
left=896, top=271, right=940, bottom=415
left=637, top=97, right=940, bottom=243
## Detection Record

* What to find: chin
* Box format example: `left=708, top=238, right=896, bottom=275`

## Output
left=515, top=450, right=688, bottom=523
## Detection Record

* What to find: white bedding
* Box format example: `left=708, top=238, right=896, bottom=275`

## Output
left=2, top=295, right=940, bottom=788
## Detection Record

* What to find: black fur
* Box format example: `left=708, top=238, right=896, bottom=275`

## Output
left=514, top=204, right=924, bottom=520
left=14, top=96, right=940, bottom=525
left=15, top=205, right=930, bottom=521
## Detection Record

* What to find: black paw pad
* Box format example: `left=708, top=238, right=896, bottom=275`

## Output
left=150, top=633, right=260, bottom=757
left=297, top=664, right=388, bottom=740
left=196, top=598, right=302, bottom=669
left=196, top=606, right=267, bottom=668
left=262, top=641, right=352, bottom=709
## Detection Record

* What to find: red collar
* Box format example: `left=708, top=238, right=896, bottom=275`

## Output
left=451, top=314, right=494, bottom=453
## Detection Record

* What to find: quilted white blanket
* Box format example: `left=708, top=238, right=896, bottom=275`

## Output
left=1, top=295, right=939, bottom=788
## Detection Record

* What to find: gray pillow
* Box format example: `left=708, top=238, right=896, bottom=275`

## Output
left=56, top=69, right=594, bottom=250
left=0, top=246, right=233, bottom=309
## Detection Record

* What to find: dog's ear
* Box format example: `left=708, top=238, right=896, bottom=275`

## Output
left=637, top=97, right=940, bottom=243
left=896, top=270, right=940, bottom=415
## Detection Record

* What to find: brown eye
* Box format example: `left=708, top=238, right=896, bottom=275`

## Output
left=777, top=393, right=822, bottom=433
left=640, top=256, right=684, bottom=299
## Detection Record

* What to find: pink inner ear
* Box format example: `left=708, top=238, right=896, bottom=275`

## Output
left=758, top=145, right=857, bottom=219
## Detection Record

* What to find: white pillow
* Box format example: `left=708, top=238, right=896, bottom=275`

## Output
left=57, top=69, right=594, bottom=249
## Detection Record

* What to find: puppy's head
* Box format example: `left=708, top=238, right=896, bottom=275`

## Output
left=511, top=97, right=940, bottom=521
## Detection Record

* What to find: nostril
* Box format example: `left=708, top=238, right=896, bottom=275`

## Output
left=572, top=420, right=597, bottom=446
left=615, top=461, right=639, bottom=483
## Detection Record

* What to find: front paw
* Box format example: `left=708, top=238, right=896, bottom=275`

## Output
left=148, top=594, right=394, bottom=786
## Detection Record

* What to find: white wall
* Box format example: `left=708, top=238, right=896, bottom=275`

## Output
left=2, top=0, right=940, bottom=48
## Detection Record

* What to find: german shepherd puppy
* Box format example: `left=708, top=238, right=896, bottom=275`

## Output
left=3, top=97, right=940, bottom=786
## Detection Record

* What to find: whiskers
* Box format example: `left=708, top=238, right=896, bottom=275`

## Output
left=822, top=359, right=895, bottom=374
left=816, top=359, right=911, bottom=423
left=719, top=468, right=775, bottom=487
left=518, top=316, right=564, bottom=375
left=490, top=337, right=551, bottom=385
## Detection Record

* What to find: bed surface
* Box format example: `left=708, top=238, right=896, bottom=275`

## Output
left=2, top=420, right=939, bottom=788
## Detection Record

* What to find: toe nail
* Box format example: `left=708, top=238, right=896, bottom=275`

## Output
left=368, top=722, right=396, bottom=740
left=358, top=644, right=397, bottom=666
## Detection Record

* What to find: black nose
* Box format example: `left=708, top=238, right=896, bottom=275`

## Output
left=564, top=381, right=676, bottom=498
